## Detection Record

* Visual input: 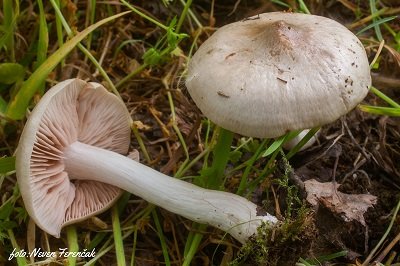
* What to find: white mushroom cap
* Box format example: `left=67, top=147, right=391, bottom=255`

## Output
left=186, top=12, right=371, bottom=138
left=16, top=79, right=131, bottom=237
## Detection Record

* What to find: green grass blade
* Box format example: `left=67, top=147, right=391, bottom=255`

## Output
left=262, top=135, right=286, bottom=157
left=359, top=105, right=400, bottom=116
left=297, top=258, right=313, bottom=266
left=236, top=138, right=268, bottom=195
left=36, top=0, right=48, bottom=66
left=369, top=0, right=383, bottom=40
left=115, top=63, right=148, bottom=89
left=54, top=0, right=65, bottom=67
left=152, top=210, right=171, bottom=266
left=121, top=0, right=168, bottom=30
left=363, top=198, right=400, bottom=265
left=263, top=130, right=302, bottom=157
left=50, top=0, right=123, bottom=98
left=8, top=228, right=28, bottom=266
left=184, top=127, right=233, bottom=264
left=298, top=0, right=311, bottom=14
left=130, top=225, right=138, bottom=266
left=286, top=127, right=320, bottom=159
left=247, top=145, right=281, bottom=195
left=370, top=86, right=400, bottom=108
left=356, top=15, right=398, bottom=36
left=206, top=127, right=234, bottom=189
left=271, top=0, right=290, bottom=8
left=36, top=0, right=49, bottom=95
left=0, top=156, right=15, bottom=174
left=176, top=0, right=192, bottom=33
left=112, top=205, right=126, bottom=266
left=2, top=0, right=16, bottom=61
left=86, top=0, right=97, bottom=51
left=66, top=226, right=78, bottom=266
left=182, top=224, right=206, bottom=266
left=183, top=228, right=195, bottom=257
left=87, top=232, right=106, bottom=251
left=5, top=11, right=130, bottom=120
left=303, top=250, right=348, bottom=264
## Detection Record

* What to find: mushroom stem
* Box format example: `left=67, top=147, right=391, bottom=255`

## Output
left=63, top=141, right=277, bottom=243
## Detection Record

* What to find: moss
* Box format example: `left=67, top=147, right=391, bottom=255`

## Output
left=230, top=207, right=316, bottom=266
left=231, top=156, right=317, bottom=265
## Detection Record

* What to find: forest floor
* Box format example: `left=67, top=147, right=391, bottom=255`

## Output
left=0, top=0, right=400, bottom=265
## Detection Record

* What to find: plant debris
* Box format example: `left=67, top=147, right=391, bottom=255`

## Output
left=304, top=179, right=377, bottom=226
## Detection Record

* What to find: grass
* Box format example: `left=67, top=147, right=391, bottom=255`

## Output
left=0, top=0, right=399, bottom=265
left=5, top=9, right=129, bottom=119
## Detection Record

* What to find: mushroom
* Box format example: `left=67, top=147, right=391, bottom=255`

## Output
left=16, top=78, right=277, bottom=244
left=186, top=12, right=371, bottom=140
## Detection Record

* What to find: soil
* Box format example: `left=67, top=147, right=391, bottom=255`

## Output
left=1, top=1, right=400, bottom=265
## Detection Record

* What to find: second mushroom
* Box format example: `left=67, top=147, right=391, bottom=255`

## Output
left=186, top=12, right=371, bottom=139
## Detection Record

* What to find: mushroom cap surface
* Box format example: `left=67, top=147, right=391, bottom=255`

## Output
left=186, top=12, right=371, bottom=138
left=16, top=79, right=131, bottom=237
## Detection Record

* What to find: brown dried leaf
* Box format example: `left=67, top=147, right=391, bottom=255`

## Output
left=304, top=179, right=377, bottom=226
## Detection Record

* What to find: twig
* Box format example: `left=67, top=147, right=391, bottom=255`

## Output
left=362, top=198, right=400, bottom=265
left=375, top=231, right=400, bottom=262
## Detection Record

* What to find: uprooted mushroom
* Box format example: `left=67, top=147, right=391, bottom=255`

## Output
left=16, top=78, right=277, bottom=244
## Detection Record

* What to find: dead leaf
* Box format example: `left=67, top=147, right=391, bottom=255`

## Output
left=304, top=179, right=377, bottom=226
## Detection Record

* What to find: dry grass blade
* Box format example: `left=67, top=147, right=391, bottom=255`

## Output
left=5, top=11, right=130, bottom=120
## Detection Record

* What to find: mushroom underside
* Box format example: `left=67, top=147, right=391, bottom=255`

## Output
left=17, top=79, right=131, bottom=236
